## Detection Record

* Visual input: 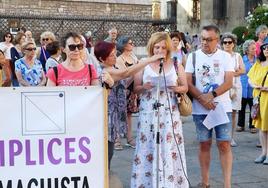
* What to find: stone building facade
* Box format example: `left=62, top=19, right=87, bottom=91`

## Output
left=161, top=0, right=268, bottom=34
left=0, top=0, right=152, bottom=19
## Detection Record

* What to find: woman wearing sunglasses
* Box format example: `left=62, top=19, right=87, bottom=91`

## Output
left=0, top=32, right=14, bottom=61
left=248, top=42, right=268, bottom=164
left=221, top=33, right=245, bottom=147
left=46, top=32, right=113, bottom=87
left=114, top=36, right=139, bottom=150
left=15, top=41, right=46, bottom=86
left=36, top=31, right=56, bottom=72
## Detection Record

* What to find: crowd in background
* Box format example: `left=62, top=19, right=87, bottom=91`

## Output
left=0, top=23, right=267, bottom=188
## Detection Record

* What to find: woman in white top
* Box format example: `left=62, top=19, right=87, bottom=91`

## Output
left=131, top=32, right=189, bottom=188
left=221, top=33, right=245, bottom=147
left=0, top=32, right=14, bottom=60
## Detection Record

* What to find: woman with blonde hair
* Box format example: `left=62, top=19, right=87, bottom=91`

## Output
left=15, top=41, right=46, bottom=86
left=36, top=31, right=56, bottom=72
left=131, top=32, right=189, bottom=187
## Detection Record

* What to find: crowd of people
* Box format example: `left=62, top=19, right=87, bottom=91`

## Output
left=0, top=24, right=267, bottom=188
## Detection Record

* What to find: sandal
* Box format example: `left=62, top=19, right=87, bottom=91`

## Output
left=114, top=141, right=123, bottom=150
left=250, top=128, right=257, bottom=134
left=236, top=127, right=245, bottom=132
left=125, top=138, right=136, bottom=149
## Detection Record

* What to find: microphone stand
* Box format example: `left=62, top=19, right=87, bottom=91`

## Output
left=153, top=60, right=164, bottom=188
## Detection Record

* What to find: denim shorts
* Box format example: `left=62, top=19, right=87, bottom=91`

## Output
left=192, top=113, right=232, bottom=142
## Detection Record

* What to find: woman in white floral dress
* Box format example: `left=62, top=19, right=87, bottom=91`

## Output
left=131, top=32, right=189, bottom=188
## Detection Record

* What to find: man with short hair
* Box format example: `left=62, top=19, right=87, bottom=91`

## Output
left=185, top=25, right=234, bottom=188
left=104, top=27, right=118, bottom=43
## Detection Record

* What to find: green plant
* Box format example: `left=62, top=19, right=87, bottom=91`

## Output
left=232, top=26, right=248, bottom=45
left=245, top=4, right=268, bottom=40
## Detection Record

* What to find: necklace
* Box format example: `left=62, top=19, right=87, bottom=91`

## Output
left=202, top=49, right=217, bottom=57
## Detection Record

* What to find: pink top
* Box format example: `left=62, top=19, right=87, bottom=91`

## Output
left=255, top=41, right=262, bottom=56
left=46, top=63, right=98, bottom=86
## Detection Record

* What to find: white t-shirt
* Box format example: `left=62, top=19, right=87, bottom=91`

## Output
left=185, top=49, right=234, bottom=114
left=0, top=42, right=13, bottom=59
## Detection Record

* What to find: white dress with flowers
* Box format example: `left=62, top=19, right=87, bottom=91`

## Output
left=131, top=65, right=189, bottom=188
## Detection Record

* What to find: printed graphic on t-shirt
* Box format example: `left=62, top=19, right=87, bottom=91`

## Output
left=62, top=78, right=88, bottom=86
left=197, top=61, right=220, bottom=93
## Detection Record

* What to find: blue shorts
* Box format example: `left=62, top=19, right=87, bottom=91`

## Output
left=192, top=113, right=232, bottom=142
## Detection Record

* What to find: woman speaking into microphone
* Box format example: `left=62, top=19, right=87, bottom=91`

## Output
left=131, top=32, right=189, bottom=188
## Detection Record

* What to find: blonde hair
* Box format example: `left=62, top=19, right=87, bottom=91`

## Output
left=147, top=32, right=172, bottom=60
left=40, top=31, right=56, bottom=42
left=21, top=41, right=35, bottom=50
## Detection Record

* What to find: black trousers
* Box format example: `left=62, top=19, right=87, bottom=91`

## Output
left=237, top=97, right=254, bottom=128
left=108, top=141, right=114, bottom=170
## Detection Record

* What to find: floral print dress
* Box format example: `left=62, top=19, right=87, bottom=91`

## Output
left=131, top=65, right=188, bottom=188
left=108, top=80, right=127, bottom=142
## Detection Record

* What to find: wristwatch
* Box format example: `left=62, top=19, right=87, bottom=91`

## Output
left=211, top=90, right=217, bottom=98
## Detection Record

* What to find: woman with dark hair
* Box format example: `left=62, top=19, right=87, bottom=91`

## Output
left=45, top=41, right=61, bottom=72
left=94, top=41, right=163, bottom=169
left=170, top=31, right=186, bottom=67
left=10, top=32, right=26, bottom=86
left=0, top=49, right=11, bottom=86
left=248, top=42, right=268, bottom=164
left=221, top=33, right=245, bottom=147
left=0, top=32, right=14, bottom=60
left=116, top=35, right=139, bottom=150
left=46, top=32, right=113, bottom=87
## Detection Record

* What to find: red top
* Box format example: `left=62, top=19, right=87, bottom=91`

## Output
left=46, top=63, right=98, bottom=86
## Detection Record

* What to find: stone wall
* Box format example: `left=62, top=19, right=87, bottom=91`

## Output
left=0, top=0, right=152, bottom=19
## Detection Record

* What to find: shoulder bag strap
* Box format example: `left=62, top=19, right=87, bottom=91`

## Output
left=88, top=64, right=92, bottom=85
left=192, top=52, right=196, bottom=85
left=259, top=71, right=268, bottom=97
left=53, top=66, right=58, bottom=86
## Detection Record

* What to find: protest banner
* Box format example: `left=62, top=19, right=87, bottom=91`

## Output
left=0, top=86, right=108, bottom=188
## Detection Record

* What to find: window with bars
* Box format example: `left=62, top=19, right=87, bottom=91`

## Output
left=213, top=0, right=227, bottom=19
left=193, top=0, right=200, bottom=21
left=245, top=0, right=262, bottom=16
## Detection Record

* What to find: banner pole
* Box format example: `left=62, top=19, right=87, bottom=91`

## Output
left=103, top=88, right=109, bottom=188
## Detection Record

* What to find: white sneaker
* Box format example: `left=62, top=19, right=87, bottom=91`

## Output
left=231, top=139, right=238, bottom=147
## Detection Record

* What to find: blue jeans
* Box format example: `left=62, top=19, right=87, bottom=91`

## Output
left=193, top=113, right=232, bottom=142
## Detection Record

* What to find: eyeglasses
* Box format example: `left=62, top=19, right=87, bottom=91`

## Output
left=25, top=48, right=36, bottom=51
left=42, top=38, right=50, bottom=41
left=223, top=41, right=233, bottom=45
left=201, top=37, right=218, bottom=43
left=68, top=43, right=84, bottom=51
left=261, top=45, right=268, bottom=50
left=128, top=42, right=134, bottom=46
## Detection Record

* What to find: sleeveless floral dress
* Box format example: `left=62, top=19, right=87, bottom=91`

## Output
left=131, top=65, right=189, bottom=188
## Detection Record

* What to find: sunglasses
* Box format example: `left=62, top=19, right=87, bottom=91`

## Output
left=261, top=45, right=268, bottom=50
left=223, top=41, right=233, bottom=45
left=128, top=41, right=134, bottom=46
left=68, top=43, right=84, bottom=51
left=42, top=38, right=50, bottom=41
left=25, top=48, right=36, bottom=51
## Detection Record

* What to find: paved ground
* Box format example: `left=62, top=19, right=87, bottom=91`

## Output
left=110, top=114, right=268, bottom=188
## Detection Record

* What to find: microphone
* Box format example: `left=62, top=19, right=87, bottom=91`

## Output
left=173, top=56, right=178, bottom=72
left=159, top=58, right=164, bottom=74
left=99, top=64, right=111, bottom=89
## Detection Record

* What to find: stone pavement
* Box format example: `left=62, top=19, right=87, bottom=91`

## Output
left=110, top=115, right=268, bottom=188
